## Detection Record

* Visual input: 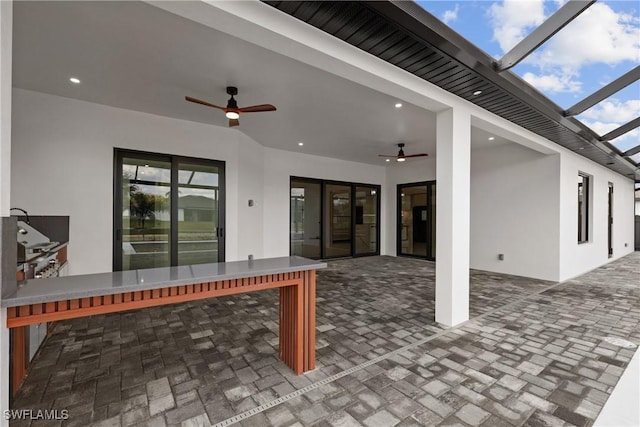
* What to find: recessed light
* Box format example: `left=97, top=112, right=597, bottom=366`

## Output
left=473, top=90, right=482, bottom=96
left=488, top=137, right=495, bottom=141
left=144, top=164, right=149, bottom=167
left=385, top=159, right=390, bottom=162
left=298, top=142, right=304, bottom=146
left=69, top=77, right=81, bottom=84
left=578, top=147, right=585, bottom=150
left=395, top=103, right=402, bottom=108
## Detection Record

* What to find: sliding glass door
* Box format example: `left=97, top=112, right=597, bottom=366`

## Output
left=290, top=177, right=380, bottom=259
left=324, top=183, right=352, bottom=258
left=355, top=186, right=378, bottom=256
left=120, top=156, right=172, bottom=270
left=114, top=149, right=225, bottom=271
left=177, top=162, right=222, bottom=266
left=397, top=181, right=436, bottom=260
left=290, top=179, right=322, bottom=259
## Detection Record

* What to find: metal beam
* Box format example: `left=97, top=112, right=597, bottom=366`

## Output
left=566, top=66, right=640, bottom=116
left=496, top=0, right=594, bottom=72
left=623, top=144, right=640, bottom=157
left=600, top=117, right=640, bottom=142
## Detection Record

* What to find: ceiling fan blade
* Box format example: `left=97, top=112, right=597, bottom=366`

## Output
left=238, top=104, right=277, bottom=113
left=378, top=154, right=399, bottom=158
left=229, top=118, right=240, bottom=127
left=185, top=96, right=226, bottom=110
left=404, top=153, right=429, bottom=158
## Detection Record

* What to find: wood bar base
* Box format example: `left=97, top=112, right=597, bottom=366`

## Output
left=7, top=270, right=317, bottom=390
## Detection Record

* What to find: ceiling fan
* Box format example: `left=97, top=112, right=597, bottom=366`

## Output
left=378, top=143, right=428, bottom=162
left=185, top=86, right=276, bottom=127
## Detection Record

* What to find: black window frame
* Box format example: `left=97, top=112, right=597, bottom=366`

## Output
left=578, top=172, right=590, bottom=244
left=113, top=148, right=226, bottom=271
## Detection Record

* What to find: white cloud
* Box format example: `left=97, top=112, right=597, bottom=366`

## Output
left=488, top=1, right=640, bottom=97
left=527, top=2, right=640, bottom=71
left=488, top=0, right=546, bottom=52
left=580, top=99, right=640, bottom=124
left=580, top=120, right=620, bottom=136
left=522, top=71, right=582, bottom=93
left=442, top=4, right=460, bottom=25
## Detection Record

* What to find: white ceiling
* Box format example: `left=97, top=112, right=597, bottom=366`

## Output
left=12, top=1, right=506, bottom=164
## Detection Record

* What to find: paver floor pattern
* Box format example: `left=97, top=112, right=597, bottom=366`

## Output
left=10, top=254, right=639, bottom=426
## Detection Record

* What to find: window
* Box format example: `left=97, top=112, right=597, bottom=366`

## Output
left=578, top=173, right=590, bottom=243
left=114, top=149, right=225, bottom=271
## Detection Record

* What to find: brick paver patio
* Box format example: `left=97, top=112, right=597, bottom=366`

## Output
left=10, top=254, right=639, bottom=426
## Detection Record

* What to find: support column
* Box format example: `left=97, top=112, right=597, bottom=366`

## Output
left=0, top=0, right=12, bottom=416
left=435, top=108, right=471, bottom=327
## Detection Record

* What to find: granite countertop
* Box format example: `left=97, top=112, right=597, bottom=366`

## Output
left=2, top=256, right=326, bottom=307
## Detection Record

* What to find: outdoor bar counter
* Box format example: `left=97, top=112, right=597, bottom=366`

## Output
left=3, top=256, right=326, bottom=394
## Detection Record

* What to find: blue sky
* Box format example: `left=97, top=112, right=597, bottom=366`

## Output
left=417, top=0, right=639, bottom=155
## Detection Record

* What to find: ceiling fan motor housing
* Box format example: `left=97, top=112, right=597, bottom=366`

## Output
left=226, top=87, right=239, bottom=110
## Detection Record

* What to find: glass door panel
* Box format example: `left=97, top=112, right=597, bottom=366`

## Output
left=608, top=183, right=613, bottom=258
left=177, top=163, right=220, bottom=265
left=355, top=186, right=378, bottom=255
left=122, top=158, right=172, bottom=270
left=429, top=183, right=436, bottom=259
left=324, top=184, right=352, bottom=258
left=399, top=185, right=428, bottom=257
left=290, top=180, right=322, bottom=259
left=398, top=181, right=436, bottom=260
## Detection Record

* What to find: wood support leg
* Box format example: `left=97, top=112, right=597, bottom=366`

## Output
left=10, top=326, right=27, bottom=397
left=279, top=271, right=316, bottom=374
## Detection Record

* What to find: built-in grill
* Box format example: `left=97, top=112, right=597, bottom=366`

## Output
left=17, top=221, right=61, bottom=278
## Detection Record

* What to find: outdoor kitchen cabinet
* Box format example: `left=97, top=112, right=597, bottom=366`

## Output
left=11, top=215, right=69, bottom=398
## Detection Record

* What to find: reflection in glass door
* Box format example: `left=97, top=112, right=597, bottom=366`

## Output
left=325, top=184, right=352, bottom=258
left=121, top=157, right=172, bottom=270
left=355, top=186, right=378, bottom=255
left=177, top=163, right=221, bottom=266
left=115, top=150, right=225, bottom=271
left=290, top=179, right=322, bottom=258
left=397, top=181, right=436, bottom=260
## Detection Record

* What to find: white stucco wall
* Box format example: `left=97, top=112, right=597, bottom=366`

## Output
left=470, top=144, right=561, bottom=281
left=559, top=153, right=635, bottom=281
left=0, top=0, right=12, bottom=418
left=12, top=89, right=244, bottom=274
left=11, top=89, right=387, bottom=273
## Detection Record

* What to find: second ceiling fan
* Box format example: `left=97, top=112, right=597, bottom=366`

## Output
left=185, top=86, right=276, bottom=127
left=379, top=143, right=428, bottom=162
